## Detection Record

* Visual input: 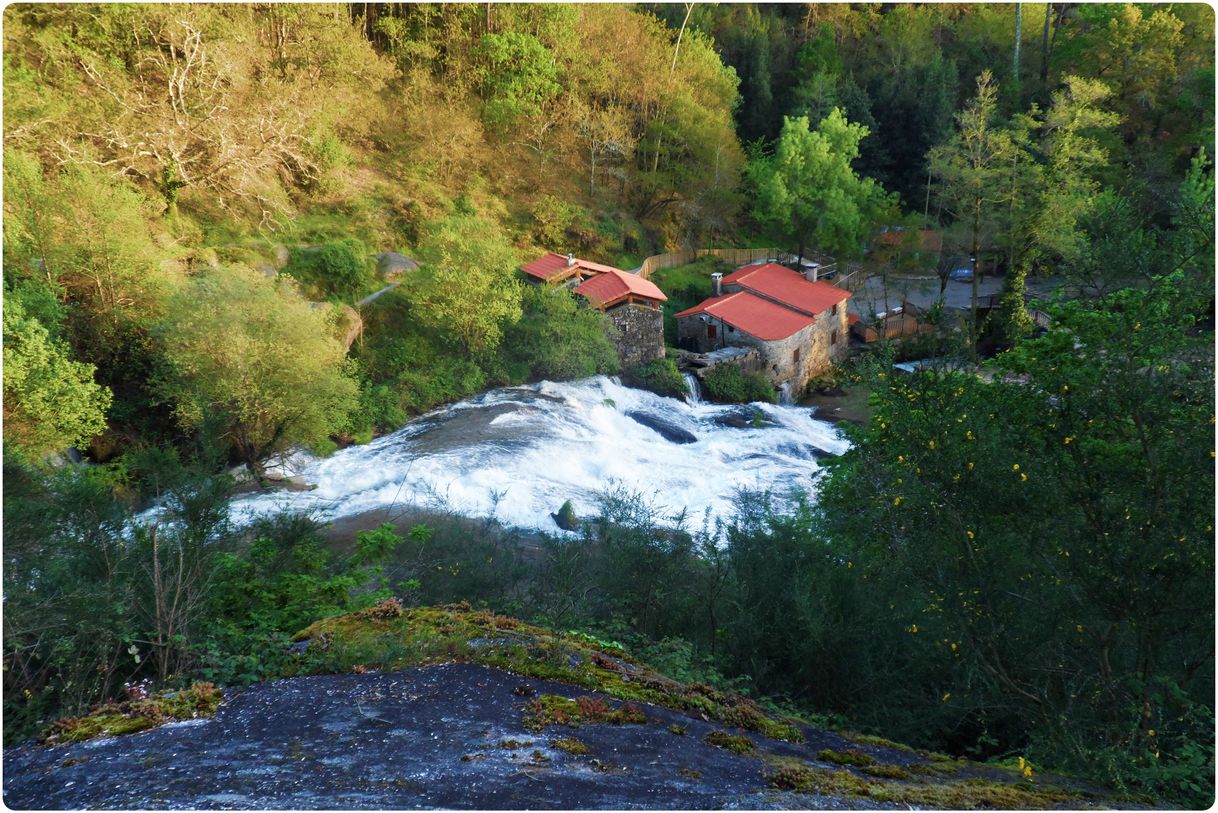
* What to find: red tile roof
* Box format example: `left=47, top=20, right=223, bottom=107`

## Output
left=574, top=269, right=667, bottom=307
left=521, top=252, right=624, bottom=282
left=721, top=263, right=851, bottom=316
left=674, top=291, right=815, bottom=341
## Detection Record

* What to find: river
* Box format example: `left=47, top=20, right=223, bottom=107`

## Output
left=230, top=376, right=849, bottom=532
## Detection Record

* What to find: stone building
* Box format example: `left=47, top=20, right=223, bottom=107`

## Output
left=674, top=262, right=851, bottom=389
left=521, top=252, right=667, bottom=368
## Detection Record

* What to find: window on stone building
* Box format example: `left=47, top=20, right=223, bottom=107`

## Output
left=831, top=330, right=838, bottom=345
left=794, top=347, right=801, bottom=364
left=832, top=304, right=838, bottom=316
left=707, top=323, right=717, bottom=339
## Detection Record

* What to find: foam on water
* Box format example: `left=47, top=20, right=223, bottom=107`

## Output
left=228, top=376, right=849, bottom=531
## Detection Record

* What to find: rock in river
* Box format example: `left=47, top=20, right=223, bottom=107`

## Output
left=625, top=410, right=697, bottom=444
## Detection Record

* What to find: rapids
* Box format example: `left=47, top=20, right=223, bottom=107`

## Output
left=229, top=376, right=849, bottom=531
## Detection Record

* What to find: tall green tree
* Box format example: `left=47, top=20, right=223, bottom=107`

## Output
left=928, top=71, right=1022, bottom=357
left=411, top=211, right=523, bottom=355
left=156, top=266, right=358, bottom=477
left=2, top=295, right=112, bottom=459
left=749, top=110, right=893, bottom=261
left=1031, top=76, right=1121, bottom=267
left=473, top=31, right=562, bottom=131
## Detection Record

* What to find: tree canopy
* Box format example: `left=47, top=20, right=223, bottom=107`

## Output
left=156, top=266, right=358, bottom=475
left=749, top=110, right=894, bottom=260
left=2, top=293, right=112, bottom=459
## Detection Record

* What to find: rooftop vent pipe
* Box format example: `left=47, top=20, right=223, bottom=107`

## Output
left=567, top=252, right=576, bottom=267
left=711, top=272, right=723, bottom=297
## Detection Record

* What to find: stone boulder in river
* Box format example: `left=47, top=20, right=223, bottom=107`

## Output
left=625, top=410, right=697, bottom=444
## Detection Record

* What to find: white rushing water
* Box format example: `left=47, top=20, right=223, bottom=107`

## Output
left=228, top=376, right=849, bottom=532
left=682, top=373, right=703, bottom=405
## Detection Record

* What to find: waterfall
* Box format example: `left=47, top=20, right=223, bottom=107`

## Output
left=778, top=382, right=795, bottom=405
left=223, top=377, right=849, bottom=532
left=683, top=372, right=703, bottom=404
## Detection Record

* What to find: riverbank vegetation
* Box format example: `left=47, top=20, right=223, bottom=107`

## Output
left=3, top=3, right=1213, bottom=807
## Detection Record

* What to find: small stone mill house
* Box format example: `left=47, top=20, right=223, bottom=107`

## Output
left=520, top=252, right=667, bottom=368
left=675, top=262, right=851, bottom=389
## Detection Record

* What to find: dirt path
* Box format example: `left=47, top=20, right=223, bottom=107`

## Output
left=355, top=282, right=400, bottom=307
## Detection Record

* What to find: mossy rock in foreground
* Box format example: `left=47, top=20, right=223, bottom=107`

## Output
left=43, top=682, right=222, bottom=745
left=291, top=601, right=804, bottom=743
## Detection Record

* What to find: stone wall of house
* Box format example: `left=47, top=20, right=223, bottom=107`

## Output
left=609, top=305, right=665, bottom=368
left=784, top=304, right=849, bottom=386
left=677, top=305, right=850, bottom=389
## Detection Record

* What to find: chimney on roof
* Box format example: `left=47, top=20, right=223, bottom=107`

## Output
left=711, top=272, right=723, bottom=297
left=802, top=262, right=819, bottom=283
left=566, top=252, right=575, bottom=267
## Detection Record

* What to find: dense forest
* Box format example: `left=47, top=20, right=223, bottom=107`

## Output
left=2, top=3, right=1214, bottom=807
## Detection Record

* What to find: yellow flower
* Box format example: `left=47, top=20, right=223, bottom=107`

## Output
left=1012, top=463, right=1020, bottom=471
left=967, top=530, right=975, bottom=539
left=1020, top=472, right=1028, bottom=481
left=942, top=692, right=951, bottom=702
left=847, top=561, right=854, bottom=568
left=893, top=496, right=903, bottom=507
left=909, top=624, right=918, bottom=633
left=967, top=462, right=974, bottom=471
left=950, top=642, right=958, bottom=652
left=897, top=455, right=904, bottom=463
left=928, top=439, right=936, bottom=449
left=966, top=430, right=974, bottom=441
left=1064, top=436, right=1072, bottom=444
left=1148, top=729, right=1156, bottom=737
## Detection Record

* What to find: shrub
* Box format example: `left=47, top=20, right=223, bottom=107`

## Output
left=284, top=238, right=371, bottom=301
left=701, top=364, right=776, bottom=403
left=532, top=195, right=587, bottom=250
left=622, top=358, right=687, bottom=399
left=501, top=286, right=619, bottom=381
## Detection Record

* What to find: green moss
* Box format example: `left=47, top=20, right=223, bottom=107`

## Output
left=704, top=729, right=756, bottom=754
left=523, top=694, right=647, bottom=731
left=817, top=747, right=877, bottom=767
left=860, top=763, right=913, bottom=780
left=847, top=732, right=917, bottom=753
left=44, top=682, right=222, bottom=744
left=766, top=760, right=872, bottom=796
left=552, top=737, right=589, bottom=755
left=763, top=755, right=1086, bottom=809
left=668, top=723, right=687, bottom=735
left=291, top=604, right=805, bottom=743
left=499, top=738, right=533, bottom=750
left=908, top=759, right=965, bottom=776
